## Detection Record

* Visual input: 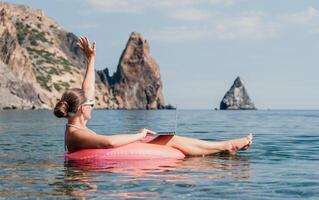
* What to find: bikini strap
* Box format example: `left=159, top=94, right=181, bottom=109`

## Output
left=65, top=123, right=96, bottom=134
left=66, top=123, right=87, bottom=130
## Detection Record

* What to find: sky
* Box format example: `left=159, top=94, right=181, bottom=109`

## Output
left=4, top=0, right=319, bottom=109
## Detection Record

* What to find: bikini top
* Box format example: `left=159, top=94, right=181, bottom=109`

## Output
left=65, top=124, right=96, bottom=152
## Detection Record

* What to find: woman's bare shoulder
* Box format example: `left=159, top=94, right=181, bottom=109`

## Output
left=67, top=128, right=109, bottom=149
left=67, top=128, right=96, bottom=138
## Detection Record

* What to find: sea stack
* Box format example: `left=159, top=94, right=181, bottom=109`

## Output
left=220, top=77, right=256, bottom=110
left=97, top=32, right=166, bottom=109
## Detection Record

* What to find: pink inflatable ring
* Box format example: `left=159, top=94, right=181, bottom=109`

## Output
left=65, top=142, right=185, bottom=160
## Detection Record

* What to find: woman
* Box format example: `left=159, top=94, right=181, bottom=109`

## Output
left=54, top=36, right=253, bottom=156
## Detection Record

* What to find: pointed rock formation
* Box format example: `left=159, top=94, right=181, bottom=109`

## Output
left=220, top=77, right=256, bottom=110
left=97, top=32, right=166, bottom=109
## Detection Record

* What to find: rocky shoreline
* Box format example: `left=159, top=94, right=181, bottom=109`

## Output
left=0, top=2, right=170, bottom=110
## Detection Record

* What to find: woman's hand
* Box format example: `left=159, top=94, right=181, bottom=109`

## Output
left=137, top=128, right=156, bottom=137
left=77, top=36, right=96, bottom=60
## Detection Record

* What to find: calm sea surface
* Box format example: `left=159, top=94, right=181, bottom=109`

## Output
left=0, top=110, right=318, bottom=199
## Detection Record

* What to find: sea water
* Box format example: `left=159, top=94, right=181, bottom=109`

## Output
left=0, top=110, right=318, bottom=199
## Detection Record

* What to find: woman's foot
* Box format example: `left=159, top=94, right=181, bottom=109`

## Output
left=225, top=133, right=253, bottom=155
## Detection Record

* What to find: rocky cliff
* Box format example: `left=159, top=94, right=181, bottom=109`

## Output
left=0, top=2, right=166, bottom=110
left=97, top=32, right=165, bottom=109
left=220, top=77, right=256, bottom=110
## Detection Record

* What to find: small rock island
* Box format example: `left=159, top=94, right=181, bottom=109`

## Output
left=220, top=77, right=256, bottom=110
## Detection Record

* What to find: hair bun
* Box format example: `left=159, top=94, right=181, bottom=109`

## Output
left=54, top=100, right=69, bottom=118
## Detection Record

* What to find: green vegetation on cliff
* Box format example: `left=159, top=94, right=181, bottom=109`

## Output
left=15, top=20, right=50, bottom=46
left=27, top=47, right=75, bottom=91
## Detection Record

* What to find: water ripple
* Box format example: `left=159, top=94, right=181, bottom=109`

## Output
left=0, top=110, right=318, bottom=199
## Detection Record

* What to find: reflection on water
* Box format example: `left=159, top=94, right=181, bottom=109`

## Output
left=55, top=155, right=251, bottom=198
left=1, top=110, right=319, bottom=199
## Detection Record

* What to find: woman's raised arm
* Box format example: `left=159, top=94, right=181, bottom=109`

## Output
left=77, top=36, right=96, bottom=101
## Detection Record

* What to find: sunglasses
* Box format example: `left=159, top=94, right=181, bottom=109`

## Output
left=83, top=103, right=94, bottom=108
left=82, top=100, right=95, bottom=108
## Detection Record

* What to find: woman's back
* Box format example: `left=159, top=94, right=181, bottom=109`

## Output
left=65, top=124, right=96, bottom=153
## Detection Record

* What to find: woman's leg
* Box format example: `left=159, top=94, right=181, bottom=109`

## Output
left=149, top=133, right=253, bottom=156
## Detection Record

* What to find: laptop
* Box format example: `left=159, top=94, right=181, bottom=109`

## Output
left=156, top=106, right=178, bottom=136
